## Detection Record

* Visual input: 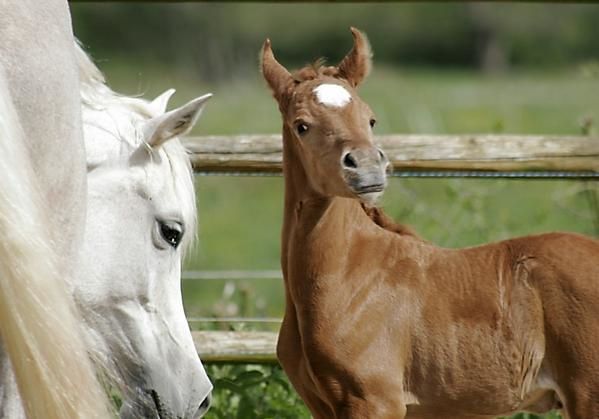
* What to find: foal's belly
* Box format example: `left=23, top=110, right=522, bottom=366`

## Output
left=404, top=385, right=559, bottom=419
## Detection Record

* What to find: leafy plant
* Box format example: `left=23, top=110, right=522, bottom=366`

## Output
left=204, top=364, right=563, bottom=419
left=205, top=364, right=310, bottom=419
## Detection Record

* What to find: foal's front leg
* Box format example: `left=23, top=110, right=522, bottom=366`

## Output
left=277, top=304, right=333, bottom=418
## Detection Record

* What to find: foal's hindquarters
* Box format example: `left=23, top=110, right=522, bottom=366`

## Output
left=395, top=232, right=599, bottom=419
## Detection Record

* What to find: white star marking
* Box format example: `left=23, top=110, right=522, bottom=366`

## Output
left=313, top=84, right=352, bottom=108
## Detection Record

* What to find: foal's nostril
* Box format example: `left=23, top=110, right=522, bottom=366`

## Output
left=377, top=148, right=390, bottom=170
left=377, top=147, right=390, bottom=163
left=342, top=152, right=358, bottom=169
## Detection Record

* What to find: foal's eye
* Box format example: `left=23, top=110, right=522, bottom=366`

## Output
left=369, top=118, right=377, bottom=128
left=296, top=123, right=309, bottom=135
left=159, top=220, right=184, bottom=249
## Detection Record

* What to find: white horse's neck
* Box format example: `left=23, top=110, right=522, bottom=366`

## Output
left=0, top=6, right=111, bottom=418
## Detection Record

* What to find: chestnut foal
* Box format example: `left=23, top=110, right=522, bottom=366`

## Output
left=262, top=28, right=599, bottom=419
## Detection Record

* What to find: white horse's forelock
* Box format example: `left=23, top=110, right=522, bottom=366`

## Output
left=75, top=42, right=197, bottom=253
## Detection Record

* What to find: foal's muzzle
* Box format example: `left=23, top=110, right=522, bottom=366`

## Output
left=341, top=146, right=389, bottom=203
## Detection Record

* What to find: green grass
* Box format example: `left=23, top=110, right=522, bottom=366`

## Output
left=101, top=63, right=598, bottom=418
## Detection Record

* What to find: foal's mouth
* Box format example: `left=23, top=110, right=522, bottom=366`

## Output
left=350, top=182, right=387, bottom=205
left=343, top=169, right=388, bottom=203
left=355, top=183, right=386, bottom=194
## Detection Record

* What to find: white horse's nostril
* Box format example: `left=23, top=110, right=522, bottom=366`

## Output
left=197, top=393, right=212, bottom=417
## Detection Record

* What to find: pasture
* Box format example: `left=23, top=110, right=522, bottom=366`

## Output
left=97, top=61, right=598, bottom=418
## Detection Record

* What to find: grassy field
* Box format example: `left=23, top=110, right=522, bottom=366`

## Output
left=101, top=62, right=598, bottom=418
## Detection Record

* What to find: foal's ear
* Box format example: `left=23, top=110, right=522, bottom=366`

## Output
left=337, top=27, right=372, bottom=88
left=261, top=39, right=293, bottom=102
left=143, top=93, right=212, bottom=148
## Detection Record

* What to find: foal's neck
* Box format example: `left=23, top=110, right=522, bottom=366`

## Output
left=280, top=126, right=367, bottom=263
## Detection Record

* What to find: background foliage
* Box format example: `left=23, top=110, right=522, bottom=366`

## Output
left=72, top=3, right=599, bottom=80
left=70, top=3, right=599, bottom=418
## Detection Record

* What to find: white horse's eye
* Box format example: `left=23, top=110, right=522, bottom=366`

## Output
left=159, top=220, right=184, bottom=248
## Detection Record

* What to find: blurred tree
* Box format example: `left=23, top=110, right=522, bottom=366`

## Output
left=71, top=3, right=599, bottom=80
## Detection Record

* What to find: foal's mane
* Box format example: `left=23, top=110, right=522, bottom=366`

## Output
left=75, top=43, right=198, bottom=253
left=361, top=204, right=422, bottom=240
left=291, top=59, right=340, bottom=83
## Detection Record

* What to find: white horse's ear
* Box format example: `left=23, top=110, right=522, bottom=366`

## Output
left=144, top=93, right=212, bottom=148
left=149, top=89, right=176, bottom=116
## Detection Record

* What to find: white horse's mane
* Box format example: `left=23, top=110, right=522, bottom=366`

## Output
left=0, top=71, right=111, bottom=419
left=75, top=43, right=197, bottom=253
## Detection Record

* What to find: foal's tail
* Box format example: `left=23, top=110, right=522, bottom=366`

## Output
left=0, top=72, right=110, bottom=418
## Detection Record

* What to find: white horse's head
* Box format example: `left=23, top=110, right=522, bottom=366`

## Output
left=75, top=46, right=212, bottom=418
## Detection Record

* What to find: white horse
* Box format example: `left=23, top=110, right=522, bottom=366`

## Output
left=0, top=1, right=112, bottom=418
left=75, top=45, right=213, bottom=418
left=0, top=2, right=213, bottom=417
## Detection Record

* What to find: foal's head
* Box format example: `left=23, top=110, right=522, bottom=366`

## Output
left=262, top=28, right=389, bottom=204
